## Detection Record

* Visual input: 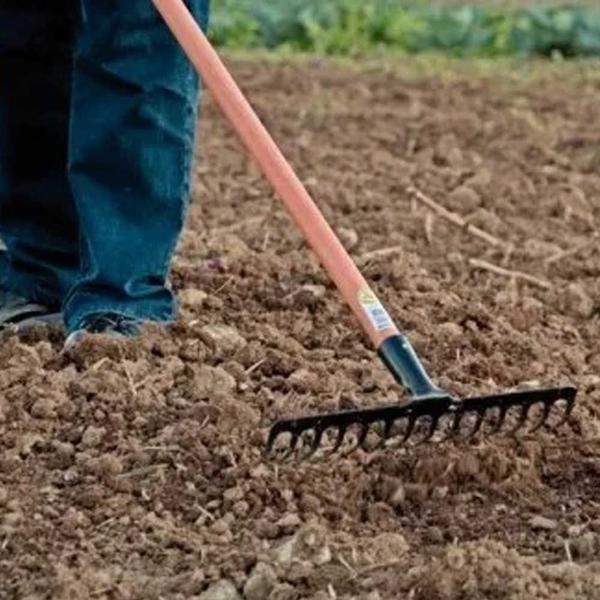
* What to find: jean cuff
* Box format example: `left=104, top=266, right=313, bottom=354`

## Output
left=64, top=298, right=178, bottom=333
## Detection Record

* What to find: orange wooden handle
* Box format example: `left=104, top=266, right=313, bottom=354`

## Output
left=152, top=0, right=399, bottom=348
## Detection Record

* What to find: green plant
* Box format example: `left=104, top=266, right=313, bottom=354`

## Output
left=208, top=1, right=600, bottom=59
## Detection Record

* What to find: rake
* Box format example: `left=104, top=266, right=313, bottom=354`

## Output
left=153, top=0, right=577, bottom=459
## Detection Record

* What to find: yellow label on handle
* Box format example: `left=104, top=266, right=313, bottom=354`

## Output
left=359, top=288, right=394, bottom=332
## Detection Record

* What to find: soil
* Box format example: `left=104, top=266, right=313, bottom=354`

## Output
left=1, top=57, right=600, bottom=600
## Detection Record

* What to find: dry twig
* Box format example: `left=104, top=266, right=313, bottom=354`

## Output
left=245, top=357, right=266, bottom=375
left=545, top=235, right=598, bottom=266
left=89, top=357, right=110, bottom=372
left=564, top=540, right=573, bottom=564
left=213, top=276, right=234, bottom=295
left=407, top=185, right=513, bottom=253
left=359, top=245, right=405, bottom=261
left=117, top=464, right=168, bottom=479
left=359, top=559, right=402, bottom=574
left=122, top=360, right=138, bottom=398
left=211, top=216, right=265, bottom=235
left=469, top=258, right=552, bottom=289
left=338, top=553, right=358, bottom=578
left=424, top=212, right=434, bottom=244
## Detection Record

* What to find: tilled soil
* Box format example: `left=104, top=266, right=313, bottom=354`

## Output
left=1, top=57, right=600, bottom=600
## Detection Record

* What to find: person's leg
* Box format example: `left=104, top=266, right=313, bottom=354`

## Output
left=0, top=4, right=80, bottom=309
left=63, top=0, right=209, bottom=333
left=0, top=60, right=8, bottom=236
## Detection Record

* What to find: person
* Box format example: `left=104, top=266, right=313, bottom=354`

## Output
left=0, top=1, right=209, bottom=346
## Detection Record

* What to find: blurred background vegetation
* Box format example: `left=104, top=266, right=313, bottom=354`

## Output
left=209, top=1, right=600, bottom=58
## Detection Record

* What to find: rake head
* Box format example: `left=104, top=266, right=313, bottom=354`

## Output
left=266, top=385, right=577, bottom=461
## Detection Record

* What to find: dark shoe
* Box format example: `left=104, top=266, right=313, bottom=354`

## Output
left=64, top=312, right=142, bottom=350
left=0, top=288, right=62, bottom=330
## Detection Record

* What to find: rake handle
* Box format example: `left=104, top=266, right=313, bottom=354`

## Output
left=152, top=0, right=399, bottom=349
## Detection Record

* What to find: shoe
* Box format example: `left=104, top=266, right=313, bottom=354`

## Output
left=0, top=288, right=62, bottom=330
left=64, top=312, right=142, bottom=350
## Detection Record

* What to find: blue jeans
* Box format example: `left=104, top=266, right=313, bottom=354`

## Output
left=0, top=1, right=209, bottom=331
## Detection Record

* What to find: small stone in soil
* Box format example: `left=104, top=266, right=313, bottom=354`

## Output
left=564, top=283, right=594, bottom=319
left=426, top=527, right=445, bottom=544
left=268, top=583, right=296, bottom=600
left=571, top=532, right=598, bottom=559
left=198, top=579, right=241, bottom=600
left=243, top=562, right=278, bottom=600
left=276, top=513, right=302, bottom=530
left=193, top=365, right=236, bottom=398
left=567, top=524, right=587, bottom=538
left=80, top=426, right=106, bottom=449
left=338, top=227, right=359, bottom=250
left=529, top=516, right=558, bottom=531
left=179, top=288, right=208, bottom=307
left=199, top=324, right=247, bottom=356
left=448, top=185, right=482, bottom=213
left=300, top=284, right=326, bottom=299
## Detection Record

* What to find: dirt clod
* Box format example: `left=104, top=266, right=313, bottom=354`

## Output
left=198, top=579, right=241, bottom=600
left=243, top=563, right=278, bottom=600
left=563, top=283, right=595, bottom=318
left=529, top=516, right=559, bottom=531
left=571, top=533, right=599, bottom=559
left=448, top=185, right=482, bottom=213
left=338, top=227, right=359, bottom=251
left=200, top=324, right=247, bottom=357
left=180, top=287, right=209, bottom=308
left=80, top=425, right=106, bottom=449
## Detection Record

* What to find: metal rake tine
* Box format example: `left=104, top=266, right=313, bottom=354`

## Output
left=455, top=407, right=489, bottom=439
left=513, top=403, right=532, bottom=433
left=289, top=432, right=301, bottom=453
left=332, top=425, right=348, bottom=452
left=479, top=406, right=503, bottom=436
left=402, top=414, right=418, bottom=444
left=269, top=431, right=296, bottom=461
left=362, top=420, right=391, bottom=451
left=371, top=418, right=398, bottom=450
left=420, top=414, right=441, bottom=443
left=383, top=414, right=417, bottom=446
left=529, top=401, right=552, bottom=433
left=502, top=401, right=534, bottom=435
left=564, top=397, right=577, bottom=422
left=467, top=410, right=486, bottom=438
left=451, top=409, right=477, bottom=439
left=297, top=427, right=335, bottom=460
left=450, top=409, right=463, bottom=438
left=308, top=426, right=325, bottom=456
left=266, top=431, right=281, bottom=456
left=489, top=405, right=509, bottom=435
left=430, top=412, right=456, bottom=443
left=372, top=418, right=393, bottom=449
left=547, top=396, right=575, bottom=428
left=357, top=422, right=371, bottom=450
left=493, top=404, right=521, bottom=435
left=382, top=418, right=394, bottom=441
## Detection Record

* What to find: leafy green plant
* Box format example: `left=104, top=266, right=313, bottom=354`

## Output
left=208, top=0, right=259, bottom=48
left=300, top=1, right=376, bottom=54
left=208, top=1, right=600, bottom=58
